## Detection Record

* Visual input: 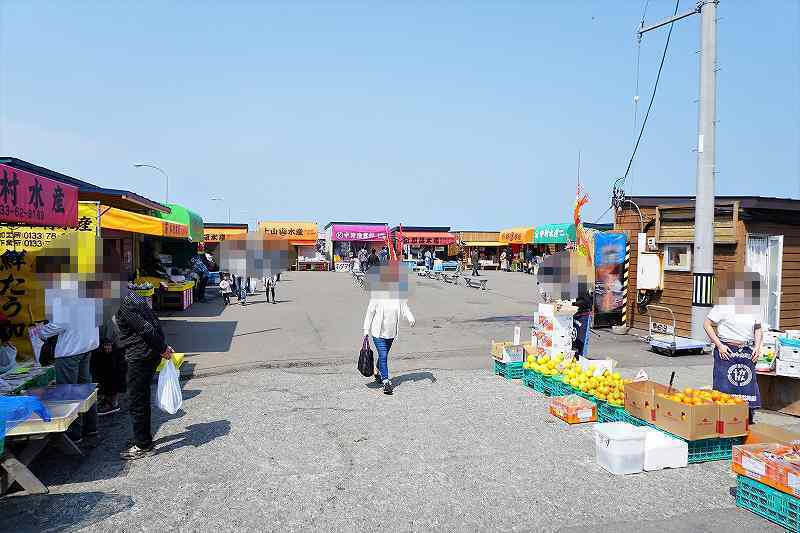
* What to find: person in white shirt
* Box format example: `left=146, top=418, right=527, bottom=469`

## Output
left=703, top=270, right=763, bottom=421
left=38, top=285, right=100, bottom=444
left=219, top=275, right=232, bottom=305
left=362, top=262, right=415, bottom=395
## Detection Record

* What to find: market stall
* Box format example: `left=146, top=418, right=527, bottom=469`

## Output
left=100, top=205, right=195, bottom=310
left=499, top=226, right=535, bottom=271
left=258, top=221, right=324, bottom=271
left=449, top=231, right=503, bottom=270
left=324, top=222, right=389, bottom=272
left=391, top=226, right=455, bottom=265
left=533, top=223, right=577, bottom=254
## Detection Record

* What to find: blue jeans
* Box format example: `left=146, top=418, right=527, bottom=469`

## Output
left=55, top=352, right=98, bottom=440
left=372, top=336, right=394, bottom=381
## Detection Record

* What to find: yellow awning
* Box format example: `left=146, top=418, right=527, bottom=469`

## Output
left=499, top=227, right=534, bottom=244
left=100, top=205, right=188, bottom=238
left=464, top=241, right=504, bottom=247
left=259, top=221, right=317, bottom=242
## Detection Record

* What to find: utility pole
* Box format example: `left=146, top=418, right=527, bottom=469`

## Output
left=638, top=1, right=718, bottom=340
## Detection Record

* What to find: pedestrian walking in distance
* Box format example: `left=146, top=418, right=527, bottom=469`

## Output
left=265, top=274, right=277, bottom=304
left=362, top=263, right=415, bottom=395
left=471, top=249, right=480, bottom=277
left=115, top=279, right=174, bottom=460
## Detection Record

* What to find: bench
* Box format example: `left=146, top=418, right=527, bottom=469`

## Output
left=441, top=273, right=460, bottom=284
left=462, top=276, right=488, bottom=290
left=426, top=270, right=440, bottom=280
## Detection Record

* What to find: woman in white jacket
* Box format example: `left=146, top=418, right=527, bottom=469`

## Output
left=362, top=263, right=415, bottom=395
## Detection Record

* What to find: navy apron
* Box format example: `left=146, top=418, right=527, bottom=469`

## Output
left=712, top=342, right=761, bottom=409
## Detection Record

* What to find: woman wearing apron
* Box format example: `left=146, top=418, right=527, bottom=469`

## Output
left=703, top=271, right=763, bottom=424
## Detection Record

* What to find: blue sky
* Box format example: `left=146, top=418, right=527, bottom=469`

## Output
left=1, top=1, right=797, bottom=231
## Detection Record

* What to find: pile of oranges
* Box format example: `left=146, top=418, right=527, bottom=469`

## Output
left=657, top=388, right=746, bottom=406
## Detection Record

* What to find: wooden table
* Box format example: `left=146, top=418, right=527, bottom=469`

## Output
left=1, top=386, right=97, bottom=495
left=757, top=371, right=800, bottom=417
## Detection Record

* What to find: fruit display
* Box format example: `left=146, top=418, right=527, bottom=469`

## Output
left=549, top=394, right=597, bottom=424
left=523, top=354, right=568, bottom=376
left=564, top=367, right=629, bottom=406
left=657, top=388, right=746, bottom=406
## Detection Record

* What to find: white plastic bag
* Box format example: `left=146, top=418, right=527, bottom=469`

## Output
left=156, top=359, right=183, bottom=414
left=0, top=344, right=17, bottom=374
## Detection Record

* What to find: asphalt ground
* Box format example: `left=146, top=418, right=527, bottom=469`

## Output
left=1, top=270, right=793, bottom=531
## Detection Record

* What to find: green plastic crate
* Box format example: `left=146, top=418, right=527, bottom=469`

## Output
left=736, top=475, right=799, bottom=532
left=493, top=360, right=523, bottom=380
left=521, top=368, right=538, bottom=390
left=597, top=403, right=649, bottom=427
left=545, top=376, right=574, bottom=397
left=685, top=435, right=744, bottom=464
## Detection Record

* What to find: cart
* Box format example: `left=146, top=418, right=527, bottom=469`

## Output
left=645, top=305, right=711, bottom=356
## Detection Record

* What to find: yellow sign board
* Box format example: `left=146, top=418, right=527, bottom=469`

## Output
left=258, top=221, right=317, bottom=242
left=0, top=201, right=99, bottom=357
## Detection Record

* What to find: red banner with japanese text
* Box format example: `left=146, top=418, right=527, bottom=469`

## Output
left=0, top=164, right=79, bottom=227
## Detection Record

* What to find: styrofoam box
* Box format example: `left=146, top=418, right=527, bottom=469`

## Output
left=777, top=359, right=800, bottom=378
left=779, top=345, right=800, bottom=363
left=594, top=422, right=646, bottom=475
left=641, top=427, right=688, bottom=471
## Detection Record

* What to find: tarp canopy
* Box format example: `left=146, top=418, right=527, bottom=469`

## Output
left=462, top=241, right=504, bottom=247
left=156, top=204, right=204, bottom=243
left=101, top=205, right=188, bottom=239
left=534, top=223, right=576, bottom=244
left=499, top=227, right=534, bottom=244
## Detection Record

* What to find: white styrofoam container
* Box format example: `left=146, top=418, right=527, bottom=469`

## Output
left=594, top=422, right=646, bottom=475
left=641, top=427, right=688, bottom=471
left=779, top=345, right=800, bottom=363
left=777, top=359, right=800, bottom=378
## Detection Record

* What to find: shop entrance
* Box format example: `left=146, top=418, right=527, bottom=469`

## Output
left=746, top=234, right=783, bottom=329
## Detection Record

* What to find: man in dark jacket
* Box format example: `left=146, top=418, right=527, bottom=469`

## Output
left=115, top=286, right=173, bottom=460
left=470, top=249, right=480, bottom=277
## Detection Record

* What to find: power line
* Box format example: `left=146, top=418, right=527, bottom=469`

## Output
left=614, top=0, right=681, bottom=206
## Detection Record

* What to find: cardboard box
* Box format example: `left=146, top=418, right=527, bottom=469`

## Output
left=549, top=394, right=596, bottom=424
left=624, top=380, right=671, bottom=423
left=653, top=395, right=718, bottom=440
left=502, top=345, right=524, bottom=363
left=491, top=341, right=513, bottom=360
left=717, top=402, right=750, bottom=438
left=732, top=443, right=800, bottom=498
left=745, top=423, right=800, bottom=446
left=777, top=358, right=800, bottom=378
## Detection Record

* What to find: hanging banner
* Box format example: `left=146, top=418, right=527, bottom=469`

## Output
left=0, top=164, right=79, bottom=227
left=593, top=232, right=627, bottom=326
left=0, top=201, right=99, bottom=358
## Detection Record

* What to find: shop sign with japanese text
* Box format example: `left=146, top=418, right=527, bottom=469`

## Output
left=0, top=164, right=78, bottom=227
left=0, top=201, right=98, bottom=357
left=259, top=222, right=318, bottom=241
left=330, top=224, right=387, bottom=242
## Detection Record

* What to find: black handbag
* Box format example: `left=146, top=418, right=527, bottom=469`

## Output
left=40, top=335, right=58, bottom=367
left=357, top=335, right=374, bottom=377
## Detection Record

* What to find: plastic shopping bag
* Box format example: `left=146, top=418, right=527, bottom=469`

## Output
left=0, top=344, right=17, bottom=374
left=156, top=359, right=183, bottom=414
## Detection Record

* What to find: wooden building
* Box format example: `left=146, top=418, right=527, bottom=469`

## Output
left=615, top=196, right=800, bottom=336
left=450, top=230, right=503, bottom=269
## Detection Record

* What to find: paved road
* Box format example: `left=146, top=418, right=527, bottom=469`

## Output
left=0, top=271, right=791, bottom=531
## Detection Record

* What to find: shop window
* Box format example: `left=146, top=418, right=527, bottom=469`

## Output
left=664, top=244, right=692, bottom=271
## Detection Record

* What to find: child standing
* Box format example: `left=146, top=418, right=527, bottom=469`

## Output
left=219, top=275, right=232, bottom=305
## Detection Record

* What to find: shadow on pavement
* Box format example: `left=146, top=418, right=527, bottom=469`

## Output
left=0, top=491, right=134, bottom=533
left=158, top=299, right=226, bottom=318
left=365, top=371, right=437, bottom=389
left=153, top=420, right=231, bottom=454
left=160, top=321, right=238, bottom=353
left=464, top=315, right=533, bottom=323
left=393, top=371, right=437, bottom=387
left=233, top=328, right=282, bottom=338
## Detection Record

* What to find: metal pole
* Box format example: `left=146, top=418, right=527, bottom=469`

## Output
left=690, top=0, right=718, bottom=340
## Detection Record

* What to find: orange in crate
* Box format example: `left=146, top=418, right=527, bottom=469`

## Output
left=549, top=394, right=596, bottom=424
left=732, top=443, right=800, bottom=498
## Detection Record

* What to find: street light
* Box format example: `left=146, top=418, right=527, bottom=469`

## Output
left=210, top=197, right=230, bottom=223
left=133, top=163, right=170, bottom=204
